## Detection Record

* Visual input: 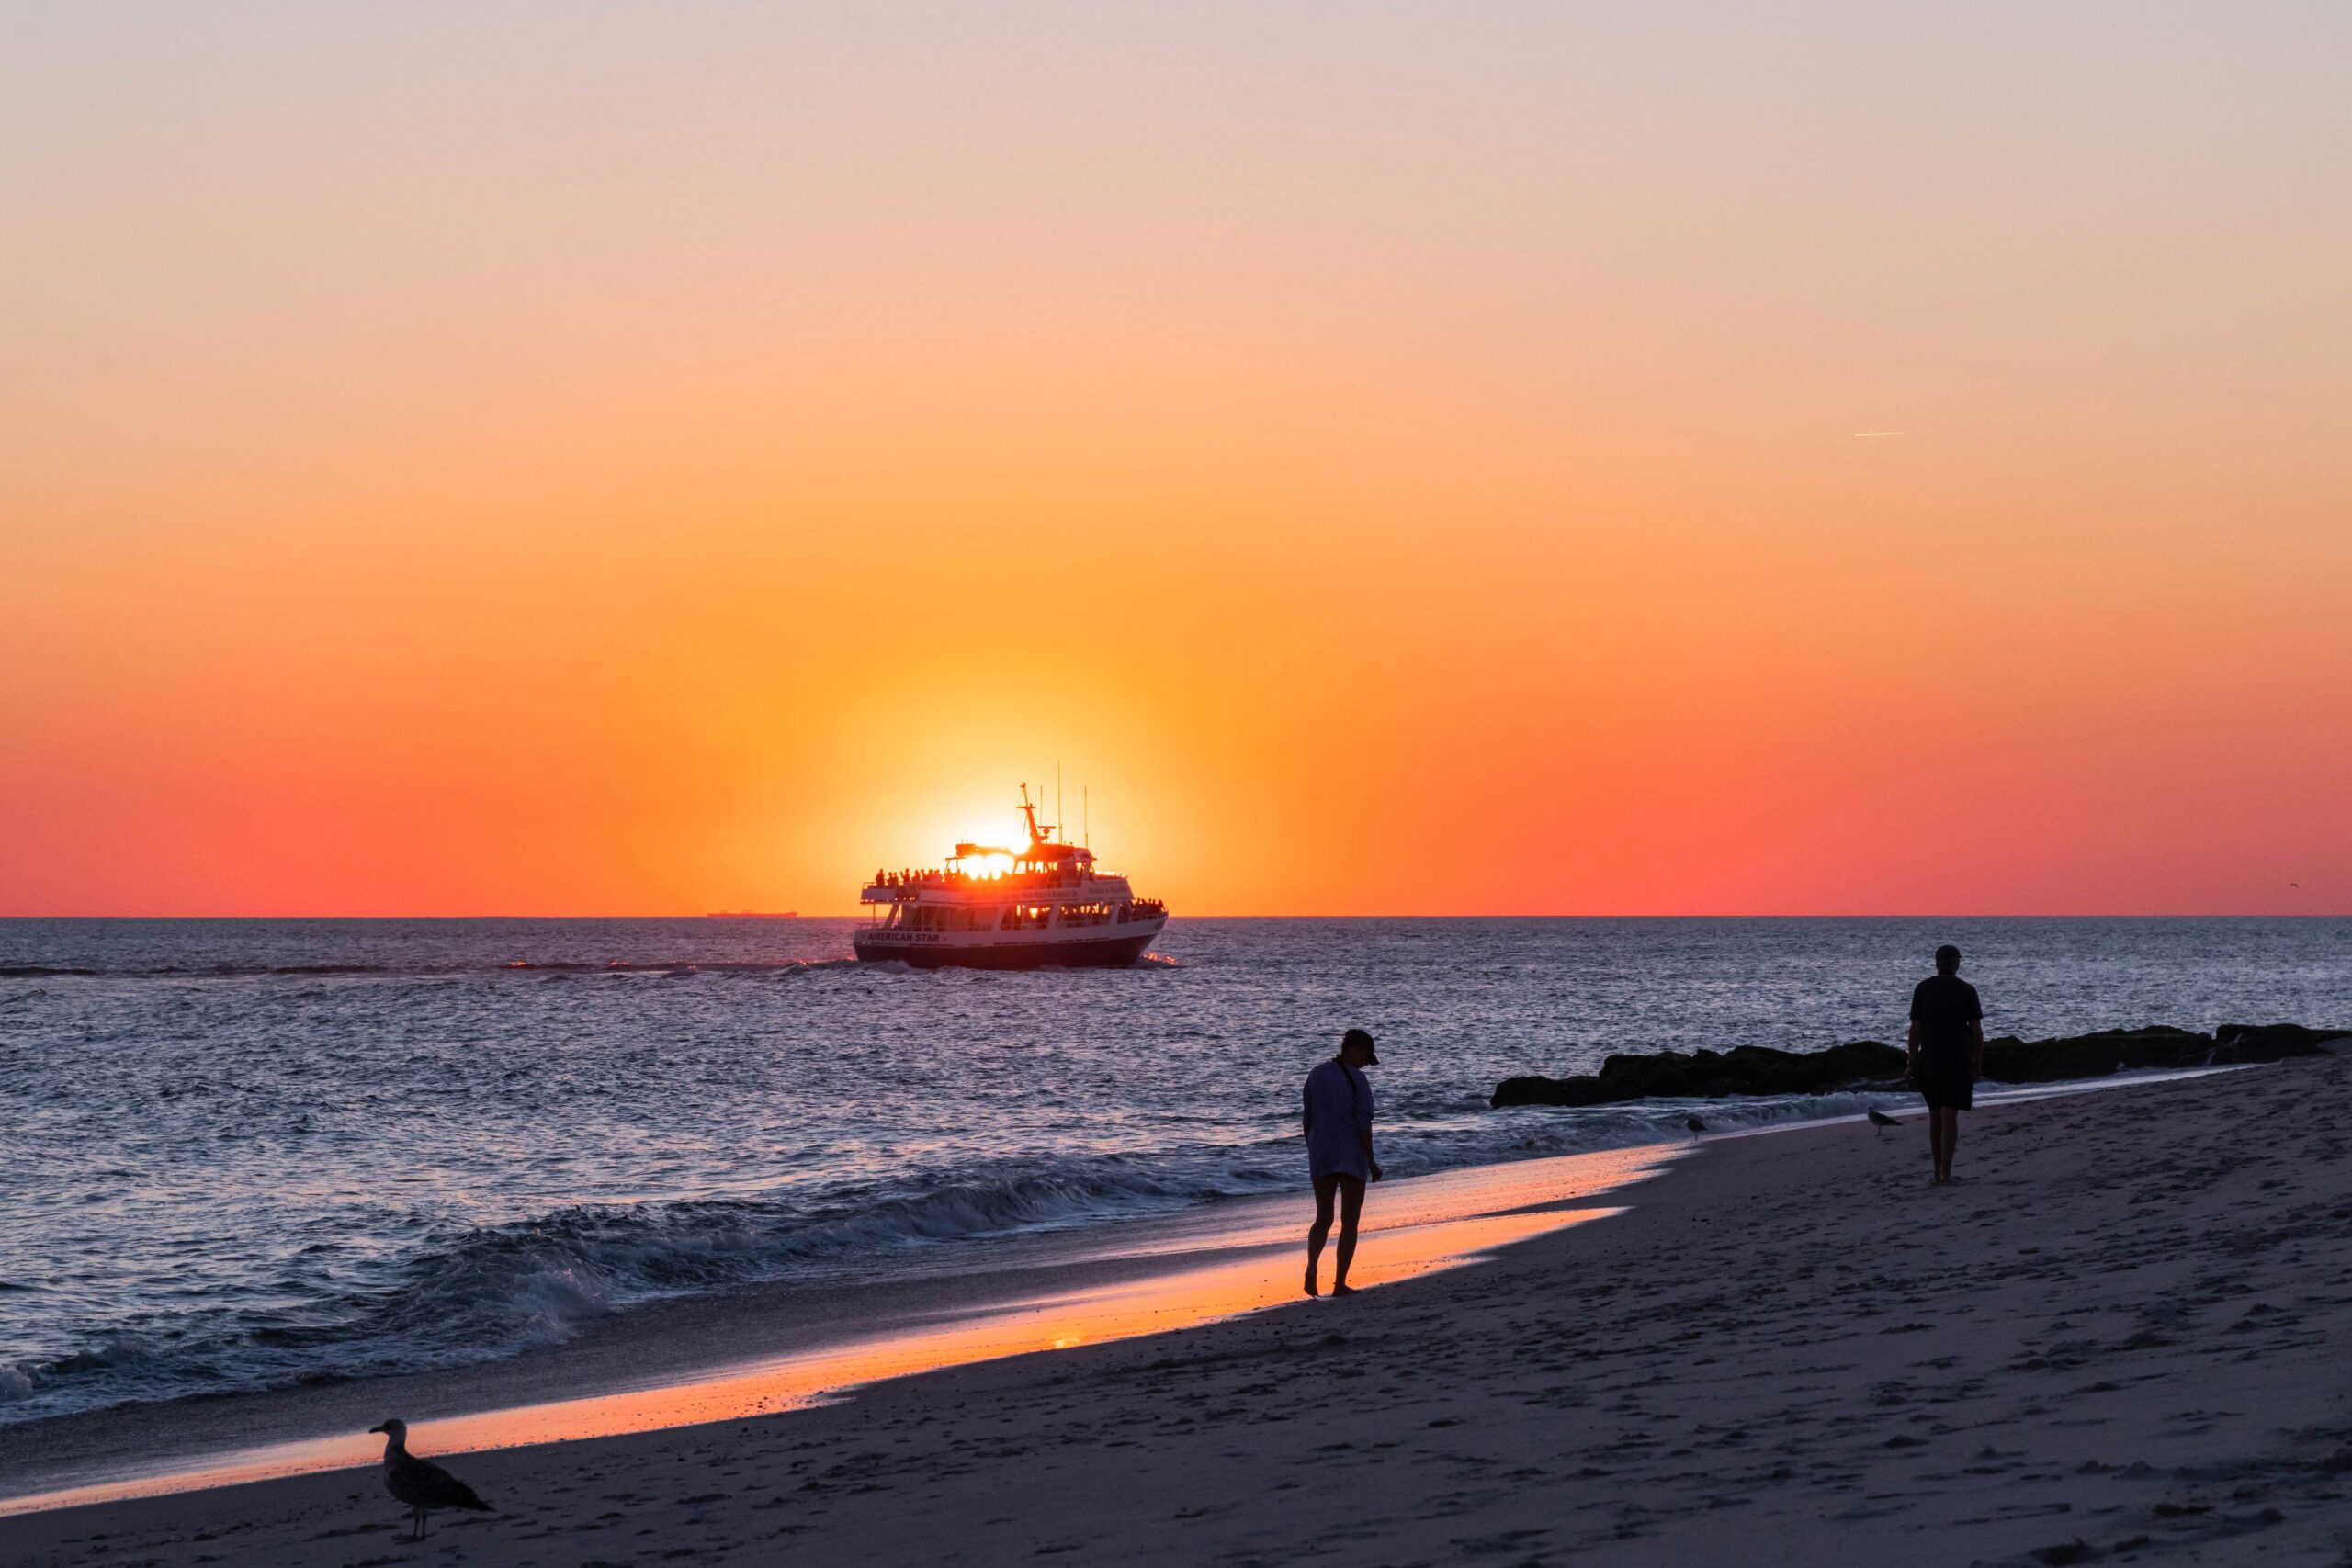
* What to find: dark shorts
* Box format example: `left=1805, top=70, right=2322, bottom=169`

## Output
left=1915, top=1047, right=1975, bottom=1111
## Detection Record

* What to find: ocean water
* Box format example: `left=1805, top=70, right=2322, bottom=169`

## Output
left=3, top=916, right=2346, bottom=1427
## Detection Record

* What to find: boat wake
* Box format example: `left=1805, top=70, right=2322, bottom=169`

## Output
left=0, top=958, right=875, bottom=981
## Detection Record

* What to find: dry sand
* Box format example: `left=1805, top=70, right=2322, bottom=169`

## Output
left=9, top=1056, right=2352, bottom=1566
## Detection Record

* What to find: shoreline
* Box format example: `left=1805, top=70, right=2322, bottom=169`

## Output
left=0, top=1145, right=1677, bottom=1517
left=15, top=1058, right=2352, bottom=1562
left=0, top=1069, right=2219, bottom=1516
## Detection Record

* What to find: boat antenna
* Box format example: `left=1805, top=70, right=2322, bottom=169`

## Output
left=1057, top=762, right=1063, bottom=845
left=1083, top=786, right=1090, bottom=852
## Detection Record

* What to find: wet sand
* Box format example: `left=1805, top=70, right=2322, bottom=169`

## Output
left=9, top=1057, right=2352, bottom=1564
left=0, top=1147, right=1673, bottom=1516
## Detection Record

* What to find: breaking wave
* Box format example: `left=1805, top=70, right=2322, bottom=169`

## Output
left=0, top=1156, right=1238, bottom=1424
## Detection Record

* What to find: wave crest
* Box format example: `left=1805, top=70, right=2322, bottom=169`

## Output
left=0, top=1157, right=1212, bottom=1424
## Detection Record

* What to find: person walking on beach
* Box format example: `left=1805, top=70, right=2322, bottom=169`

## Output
left=1908, top=944, right=1984, bottom=1186
left=1303, top=1028, right=1383, bottom=1297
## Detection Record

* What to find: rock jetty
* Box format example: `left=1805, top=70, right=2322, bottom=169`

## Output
left=1489, top=1022, right=2351, bottom=1110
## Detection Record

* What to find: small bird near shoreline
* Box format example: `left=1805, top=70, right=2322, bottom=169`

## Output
left=368, top=1418, right=490, bottom=1540
left=1867, top=1109, right=1903, bottom=1134
left=1685, top=1114, right=1706, bottom=1134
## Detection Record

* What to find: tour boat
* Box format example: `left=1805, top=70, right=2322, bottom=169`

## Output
left=854, top=787, right=1168, bottom=969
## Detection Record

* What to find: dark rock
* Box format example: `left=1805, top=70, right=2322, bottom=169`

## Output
left=2216, top=1022, right=2351, bottom=1063
left=1493, top=1041, right=1905, bottom=1108
left=1491, top=1073, right=1624, bottom=1109
left=1981, top=1026, right=2211, bottom=1083
left=1489, top=1023, right=2352, bottom=1109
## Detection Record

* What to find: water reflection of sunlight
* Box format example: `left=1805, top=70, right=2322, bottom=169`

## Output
left=2, top=1144, right=1677, bottom=1519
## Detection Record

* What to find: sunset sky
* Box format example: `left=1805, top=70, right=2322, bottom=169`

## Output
left=4, top=4, right=2347, bottom=916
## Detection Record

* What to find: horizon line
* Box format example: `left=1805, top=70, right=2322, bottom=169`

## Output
left=1, top=910, right=2344, bottom=922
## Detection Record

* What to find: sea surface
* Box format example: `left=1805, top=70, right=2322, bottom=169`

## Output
left=3, top=916, right=2346, bottom=1427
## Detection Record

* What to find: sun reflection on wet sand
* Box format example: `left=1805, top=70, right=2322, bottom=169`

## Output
left=1, top=1144, right=1676, bottom=1518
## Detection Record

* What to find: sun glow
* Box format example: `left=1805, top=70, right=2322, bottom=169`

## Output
left=3, top=6, right=2346, bottom=916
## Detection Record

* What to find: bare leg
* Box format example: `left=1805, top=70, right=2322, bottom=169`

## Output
left=1329, top=1177, right=1367, bottom=1295
left=1305, top=1174, right=1338, bottom=1296
left=1927, top=1109, right=1948, bottom=1184
left=1937, top=1107, right=1959, bottom=1183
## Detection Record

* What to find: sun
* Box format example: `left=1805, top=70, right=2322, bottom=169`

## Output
left=954, top=849, right=1018, bottom=880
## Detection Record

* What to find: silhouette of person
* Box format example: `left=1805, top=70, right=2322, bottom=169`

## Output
left=1908, top=944, right=1984, bottom=1185
left=1302, top=1028, right=1383, bottom=1296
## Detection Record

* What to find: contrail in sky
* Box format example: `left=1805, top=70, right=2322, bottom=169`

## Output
left=1852, top=430, right=1906, bottom=438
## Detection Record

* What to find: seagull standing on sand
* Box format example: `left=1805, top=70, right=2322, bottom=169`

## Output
left=368, top=1419, right=490, bottom=1540
left=1867, top=1109, right=1903, bottom=1134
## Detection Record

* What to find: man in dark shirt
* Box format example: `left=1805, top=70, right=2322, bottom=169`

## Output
left=1907, top=943, right=1984, bottom=1186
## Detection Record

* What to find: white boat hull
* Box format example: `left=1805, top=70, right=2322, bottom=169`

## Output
left=852, top=915, right=1167, bottom=969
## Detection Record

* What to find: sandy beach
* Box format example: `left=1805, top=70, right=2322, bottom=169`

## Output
left=8, top=1055, right=2352, bottom=1565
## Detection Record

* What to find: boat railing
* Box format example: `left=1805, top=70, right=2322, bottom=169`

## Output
left=866, top=869, right=1101, bottom=895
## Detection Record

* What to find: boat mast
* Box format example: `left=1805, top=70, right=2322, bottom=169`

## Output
left=1018, top=782, right=1047, bottom=852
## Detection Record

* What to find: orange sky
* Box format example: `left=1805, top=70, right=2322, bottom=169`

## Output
left=4, top=5, right=2347, bottom=915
